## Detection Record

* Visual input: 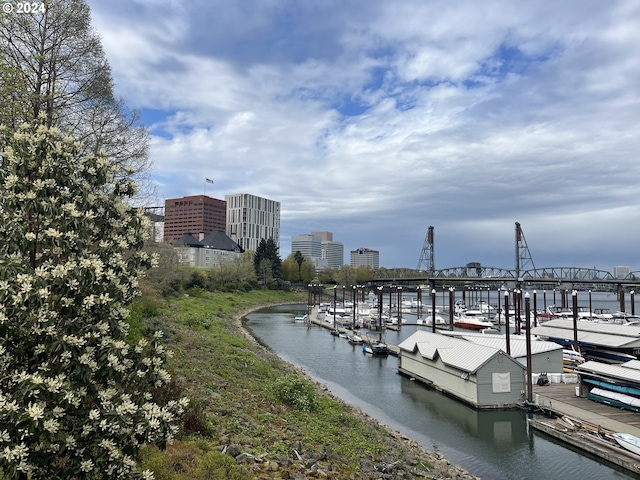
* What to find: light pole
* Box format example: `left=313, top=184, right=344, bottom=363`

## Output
left=398, top=286, right=403, bottom=326
left=431, top=288, right=437, bottom=333
left=504, top=290, right=511, bottom=355
left=572, top=290, right=579, bottom=352
left=449, top=287, right=455, bottom=330
left=525, top=292, right=533, bottom=403
left=333, top=285, right=337, bottom=330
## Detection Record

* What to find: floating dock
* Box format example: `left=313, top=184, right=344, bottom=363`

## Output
left=530, top=382, right=640, bottom=475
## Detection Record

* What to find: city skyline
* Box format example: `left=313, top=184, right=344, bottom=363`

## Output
left=87, top=1, right=640, bottom=272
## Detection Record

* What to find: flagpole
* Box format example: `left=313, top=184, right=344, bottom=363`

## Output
left=204, top=178, right=214, bottom=196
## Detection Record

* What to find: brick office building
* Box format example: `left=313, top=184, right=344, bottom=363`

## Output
left=163, top=195, right=226, bottom=243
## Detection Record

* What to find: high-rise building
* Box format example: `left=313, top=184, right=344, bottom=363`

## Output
left=292, top=232, right=343, bottom=270
left=225, top=193, right=280, bottom=252
left=292, top=234, right=322, bottom=258
left=350, top=247, right=379, bottom=268
left=614, top=266, right=630, bottom=279
left=311, top=231, right=333, bottom=242
left=322, top=241, right=344, bottom=269
left=163, top=195, right=226, bottom=243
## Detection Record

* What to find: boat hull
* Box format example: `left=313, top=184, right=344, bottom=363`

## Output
left=611, top=433, right=640, bottom=456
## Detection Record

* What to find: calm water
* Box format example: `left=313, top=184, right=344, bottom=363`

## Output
left=244, top=292, right=636, bottom=480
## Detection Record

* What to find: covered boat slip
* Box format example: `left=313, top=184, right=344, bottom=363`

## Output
left=398, top=331, right=526, bottom=409
left=530, top=319, right=640, bottom=361
left=574, top=360, right=640, bottom=412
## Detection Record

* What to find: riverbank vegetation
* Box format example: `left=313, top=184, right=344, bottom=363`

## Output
left=129, top=283, right=473, bottom=479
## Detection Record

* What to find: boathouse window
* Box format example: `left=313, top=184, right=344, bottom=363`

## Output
left=492, top=372, right=511, bottom=393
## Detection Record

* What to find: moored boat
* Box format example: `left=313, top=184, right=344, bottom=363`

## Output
left=454, top=313, right=493, bottom=330
left=362, top=340, right=389, bottom=356
left=611, top=432, right=640, bottom=456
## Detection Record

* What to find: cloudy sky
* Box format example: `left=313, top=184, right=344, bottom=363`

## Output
left=86, top=0, right=640, bottom=273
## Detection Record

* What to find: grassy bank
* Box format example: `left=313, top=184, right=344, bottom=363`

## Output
left=132, top=288, right=470, bottom=479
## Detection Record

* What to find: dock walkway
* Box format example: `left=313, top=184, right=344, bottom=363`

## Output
left=308, top=306, right=400, bottom=354
left=532, top=382, right=640, bottom=436
left=530, top=382, right=640, bottom=474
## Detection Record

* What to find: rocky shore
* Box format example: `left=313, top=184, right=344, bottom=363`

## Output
left=232, top=306, right=480, bottom=479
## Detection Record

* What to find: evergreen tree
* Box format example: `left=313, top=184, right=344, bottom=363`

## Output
left=0, top=122, right=186, bottom=479
left=253, top=237, right=282, bottom=285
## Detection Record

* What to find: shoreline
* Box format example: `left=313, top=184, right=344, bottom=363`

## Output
left=233, top=302, right=478, bottom=479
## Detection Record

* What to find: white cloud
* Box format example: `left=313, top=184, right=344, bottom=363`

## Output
left=87, top=0, right=640, bottom=271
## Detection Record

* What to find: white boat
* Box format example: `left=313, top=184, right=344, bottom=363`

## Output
left=417, top=313, right=447, bottom=326
left=563, top=348, right=585, bottom=364
left=347, top=334, right=363, bottom=345
left=363, top=340, right=389, bottom=356
left=294, top=313, right=307, bottom=322
left=454, top=312, right=493, bottom=330
left=611, top=432, right=640, bottom=456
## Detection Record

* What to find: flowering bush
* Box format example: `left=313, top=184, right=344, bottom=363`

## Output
left=0, top=122, right=187, bottom=479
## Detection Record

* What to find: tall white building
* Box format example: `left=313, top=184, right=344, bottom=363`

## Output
left=350, top=247, right=379, bottom=268
left=291, top=234, right=322, bottom=258
left=225, top=193, right=280, bottom=252
left=322, top=241, right=344, bottom=269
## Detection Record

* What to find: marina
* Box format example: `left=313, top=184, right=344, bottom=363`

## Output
left=245, top=300, right=640, bottom=479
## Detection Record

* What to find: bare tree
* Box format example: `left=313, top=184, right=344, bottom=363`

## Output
left=0, top=0, right=152, bottom=198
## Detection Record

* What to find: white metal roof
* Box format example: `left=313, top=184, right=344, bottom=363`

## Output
left=439, top=331, right=562, bottom=358
left=530, top=319, right=640, bottom=348
left=575, top=360, right=640, bottom=384
left=398, top=330, right=522, bottom=374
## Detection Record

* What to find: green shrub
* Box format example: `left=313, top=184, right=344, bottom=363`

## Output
left=272, top=373, right=319, bottom=412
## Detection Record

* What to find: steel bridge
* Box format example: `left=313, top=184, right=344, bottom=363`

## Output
left=425, top=265, right=639, bottom=283
left=383, top=223, right=640, bottom=288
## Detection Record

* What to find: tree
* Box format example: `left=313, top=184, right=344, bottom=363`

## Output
left=282, top=252, right=316, bottom=284
left=0, top=122, right=186, bottom=479
left=253, top=238, right=282, bottom=285
left=0, top=0, right=152, bottom=199
left=293, top=251, right=305, bottom=277
left=282, top=256, right=300, bottom=283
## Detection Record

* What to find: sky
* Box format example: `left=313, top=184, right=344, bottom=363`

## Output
left=85, top=0, right=640, bottom=273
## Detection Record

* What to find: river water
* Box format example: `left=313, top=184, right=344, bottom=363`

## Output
left=244, top=291, right=636, bottom=480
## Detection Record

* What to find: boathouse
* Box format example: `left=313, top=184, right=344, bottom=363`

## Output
left=398, top=331, right=525, bottom=409
left=439, top=331, right=564, bottom=374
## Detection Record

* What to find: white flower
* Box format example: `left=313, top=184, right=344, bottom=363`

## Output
left=25, top=403, right=45, bottom=421
left=4, top=174, right=19, bottom=188
left=80, top=460, right=94, bottom=472
left=44, top=419, right=60, bottom=434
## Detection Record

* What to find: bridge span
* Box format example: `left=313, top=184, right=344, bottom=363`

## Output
left=408, top=223, right=639, bottom=290
left=370, top=266, right=640, bottom=290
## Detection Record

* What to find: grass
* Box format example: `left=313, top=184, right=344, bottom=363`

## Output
left=132, top=287, right=436, bottom=478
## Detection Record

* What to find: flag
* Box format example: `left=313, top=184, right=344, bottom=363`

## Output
left=205, top=178, right=214, bottom=184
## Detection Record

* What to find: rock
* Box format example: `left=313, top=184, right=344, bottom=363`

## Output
left=227, top=444, right=242, bottom=457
